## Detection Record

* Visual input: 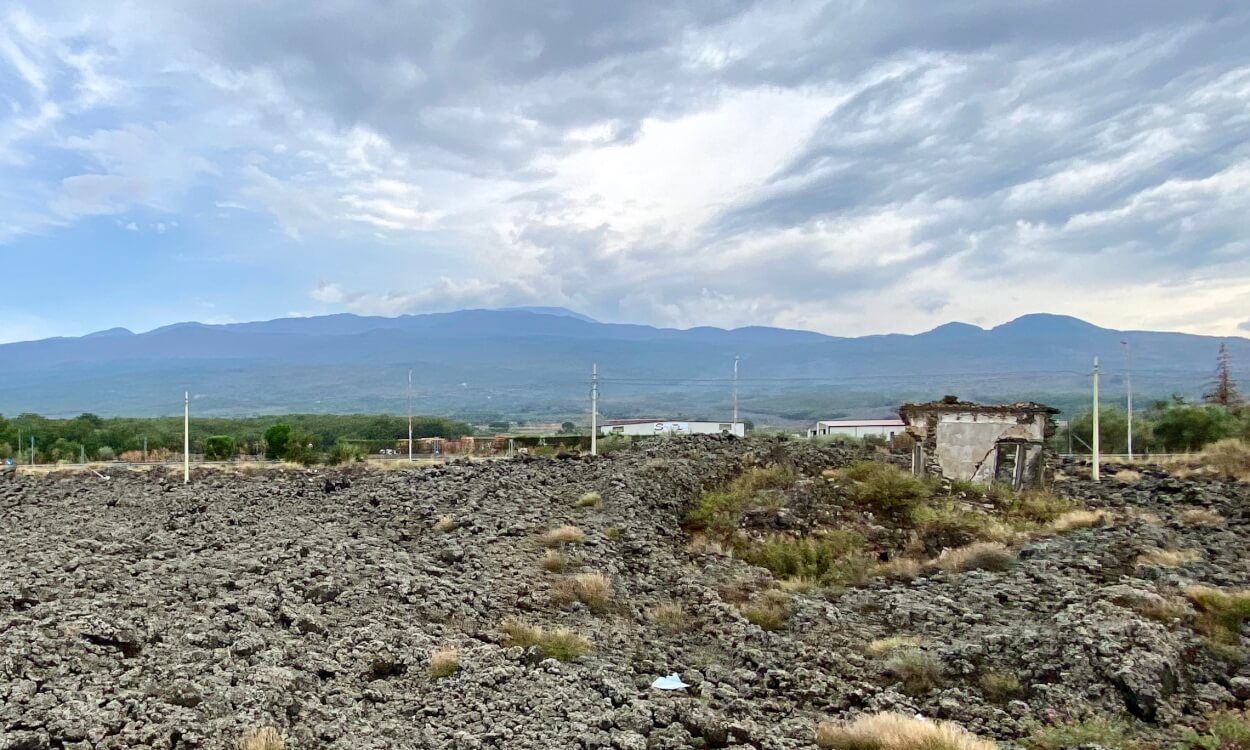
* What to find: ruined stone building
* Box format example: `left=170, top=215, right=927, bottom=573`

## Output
left=899, top=397, right=1058, bottom=488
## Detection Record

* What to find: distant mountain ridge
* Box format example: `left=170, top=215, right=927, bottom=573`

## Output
left=0, top=309, right=1244, bottom=421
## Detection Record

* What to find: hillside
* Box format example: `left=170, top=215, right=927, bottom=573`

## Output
left=0, top=309, right=1245, bottom=420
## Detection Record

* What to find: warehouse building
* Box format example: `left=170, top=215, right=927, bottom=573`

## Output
left=807, top=418, right=906, bottom=440
left=599, top=419, right=745, bottom=437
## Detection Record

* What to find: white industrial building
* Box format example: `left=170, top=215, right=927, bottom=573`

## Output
left=600, top=419, right=745, bottom=437
left=808, top=418, right=906, bottom=440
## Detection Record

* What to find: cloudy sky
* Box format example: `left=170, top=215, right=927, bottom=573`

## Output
left=2, top=0, right=1249, bottom=343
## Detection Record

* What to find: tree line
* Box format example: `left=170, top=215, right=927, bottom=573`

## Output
left=0, top=413, right=472, bottom=464
left=1063, top=344, right=1245, bottom=454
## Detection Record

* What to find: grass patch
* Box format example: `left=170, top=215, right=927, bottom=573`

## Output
left=1047, top=508, right=1108, bottom=533
left=1131, top=596, right=1190, bottom=624
left=604, top=527, right=621, bottom=540
left=238, top=728, right=285, bottom=750
left=740, top=591, right=790, bottom=631
left=1135, top=548, right=1200, bottom=568
left=552, top=571, right=612, bottom=613
left=541, top=525, right=586, bottom=546
left=1180, top=508, right=1225, bottom=527
left=912, top=502, right=1013, bottom=550
left=884, top=649, right=945, bottom=695
left=686, top=465, right=797, bottom=536
left=1202, top=439, right=1250, bottom=479
left=738, top=530, right=865, bottom=581
left=876, top=557, right=923, bottom=581
left=815, top=713, right=996, bottom=750
left=428, top=646, right=459, bottom=679
left=499, top=619, right=591, bottom=661
left=1178, top=711, right=1250, bottom=750
left=978, top=670, right=1024, bottom=703
left=433, top=515, right=456, bottom=533
left=864, top=635, right=922, bottom=657
left=1000, top=490, right=1076, bottom=527
left=932, top=542, right=1016, bottom=573
left=650, top=602, right=688, bottom=633
left=1184, top=585, right=1250, bottom=655
left=576, top=491, right=602, bottom=508
left=1025, top=718, right=1135, bottom=750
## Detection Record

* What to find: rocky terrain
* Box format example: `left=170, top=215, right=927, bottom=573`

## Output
left=1, top=438, right=1247, bottom=749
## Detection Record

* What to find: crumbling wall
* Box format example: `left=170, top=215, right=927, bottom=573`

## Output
left=932, top=413, right=1033, bottom=481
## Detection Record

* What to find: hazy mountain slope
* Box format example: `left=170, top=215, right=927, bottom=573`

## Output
left=0, top=309, right=1244, bottom=420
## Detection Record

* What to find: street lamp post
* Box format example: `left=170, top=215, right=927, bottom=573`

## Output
left=1122, top=340, right=1133, bottom=460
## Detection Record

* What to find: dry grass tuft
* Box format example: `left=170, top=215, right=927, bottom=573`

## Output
left=777, top=576, right=820, bottom=594
left=884, top=649, right=945, bottom=695
left=978, top=670, right=1024, bottom=703
left=541, top=525, right=586, bottom=546
left=433, top=515, right=456, bottom=533
left=1114, top=469, right=1143, bottom=483
left=740, top=591, right=790, bottom=631
left=876, top=557, right=923, bottom=580
left=552, top=571, right=612, bottom=613
left=576, top=491, right=602, bottom=508
left=499, top=619, right=591, bottom=661
left=541, top=549, right=567, bottom=573
left=1135, top=547, right=1200, bottom=568
left=1180, top=508, right=1225, bottom=527
left=1184, top=585, right=1250, bottom=656
left=429, top=646, right=459, bottom=679
left=932, top=542, right=1015, bottom=573
left=650, top=602, right=689, bottom=633
left=687, top=533, right=732, bottom=555
left=1133, top=596, right=1191, bottom=624
left=864, top=635, right=922, bottom=657
left=815, top=712, right=996, bottom=750
left=238, top=727, right=285, bottom=750
left=1201, top=439, right=1250, bottom=479
left=1122, top=508, right=1163, bottom=525
left=1049, top=509, right=1109, bottom=533
left=604, top=527, right=621, bottom=541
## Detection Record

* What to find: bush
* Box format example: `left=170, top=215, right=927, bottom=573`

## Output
left=815, top=713, right=997, bottom=750
left=263, top=423, right=292, bottom=460
left=999, top=490, right=1075, bottom=527
left=834, top=462, right=930, bottom=517
left=95, top=446, right=116, bottom=461
left=204, top=435, right=235, bottom=461
left=738, top=530, right=865, bottom=582
left=884, top=649, right=945, bottom=695
left=576, top=491, right=602, bottom=508
left=326, top=440, right=364, bottom=465
left=687, top=465, right=796, bottom=537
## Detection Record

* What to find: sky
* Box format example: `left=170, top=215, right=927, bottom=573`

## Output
left=2, top=0, right=1249, bottom=344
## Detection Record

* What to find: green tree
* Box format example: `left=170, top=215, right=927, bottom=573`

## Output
left=1152, top=404, right=1239, bottom=452
left=263, top=423, right=292, bottom=459
left=1067, top=407, right=1148, bottom=455
left=284, top=431, right=321, bottom=466
left=559, top=421, right=576, bottom=434
left=204, top=435, right=236, bottom=460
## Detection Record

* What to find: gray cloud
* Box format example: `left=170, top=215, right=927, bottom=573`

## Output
left=3, top=0, right=1250, bottom=337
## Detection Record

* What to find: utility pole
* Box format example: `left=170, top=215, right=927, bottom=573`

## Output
left=590, top=363, right=598, bottom=457
left=732, top=355, right=739, bottom=431
left=1092, top=357, right=1100, bottom=483
left=29, top=435, right=34, bottom=466
left=184, top=391, right=190, bottom=484
left=407, top=368, right=414, bottom=462
left=1122, top=340, right=1133, bottom=460
left=143, top=436, right=148, bottom=463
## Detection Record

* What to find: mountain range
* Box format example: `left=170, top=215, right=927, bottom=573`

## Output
left=1, top=309, right=1245, bottom=423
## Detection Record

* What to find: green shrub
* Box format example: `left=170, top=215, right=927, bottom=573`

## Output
left=326, top=440, right=364, bottom=465
left=834, top=462, right=930, bottom=517
left=687, top=465, right=797, bottom=536
left=204, top=435, right=235, bottom=460
left=738, top=531, right=865, bottom=582
left=1185, top=586, right=1250, bottom=654
left=1178, top=711, right=1250, bottom=750
left=740, top=593, right=790, bottom=631
left=978, top=671, right=1024, bottom=703
left=499, top=619, right=591, bottom=661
